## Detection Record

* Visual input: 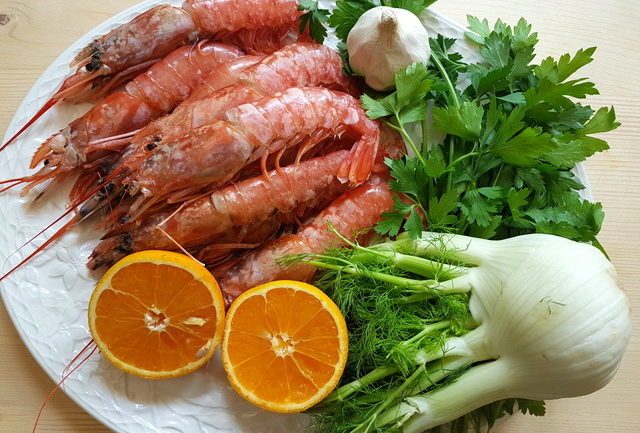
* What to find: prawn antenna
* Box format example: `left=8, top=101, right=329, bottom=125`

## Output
left=0, top=168, right=124, bottom=282
left=0, top=99, right=57, bottom=152
left=32, top=340, right=97, bottom=433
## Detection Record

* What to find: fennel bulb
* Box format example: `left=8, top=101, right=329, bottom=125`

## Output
left=305, top=233, right=631, bottom=432
left=397, top=233, right=631, bottom=431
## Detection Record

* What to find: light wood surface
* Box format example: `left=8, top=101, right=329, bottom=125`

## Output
left=1, top=0, right=638, bottom=432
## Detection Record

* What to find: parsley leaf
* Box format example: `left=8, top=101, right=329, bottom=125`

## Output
left=297, top=0, right=330, bottom=43
left=507, top=188, right=530, bottom=220
left=376, top=196, right=424, bottom=238
left=459, top=187, right=505, bottom=227
left=489, top=127, right=555, bottom=166
left=329, top=0, right=376, bottom=42
left=349, top=16, right=614, bottom=250
left=387, top=0, right=438, bottom=15
left=432, top=101, right=484, bottom=141
left=427, top=190, right=460, bottom=227
left=542, top=107, right=619, bottom=168
left=386, top=157, right=429, bottom=198
left=465, top=16, right=492, bottom=45
left=517, top=399, right=547, bottom=417
left=361, top=63, right=435, bottom=124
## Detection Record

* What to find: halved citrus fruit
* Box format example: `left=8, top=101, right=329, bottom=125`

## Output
left=222, top=280, right=349, bottom=413
left=88, top=250, right=225, bottom=379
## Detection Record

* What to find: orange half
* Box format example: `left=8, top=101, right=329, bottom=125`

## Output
left=222, top=280, right=349, bottom=413
left=88, top=250, right=225, bottom=379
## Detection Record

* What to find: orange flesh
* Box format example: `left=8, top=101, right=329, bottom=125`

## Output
left=94, top=262, right=218, bottom=372
left=225, top=286, right=344, bottom=407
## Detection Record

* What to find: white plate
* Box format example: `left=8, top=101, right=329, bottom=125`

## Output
left=0, top=2, right=591, bottom=432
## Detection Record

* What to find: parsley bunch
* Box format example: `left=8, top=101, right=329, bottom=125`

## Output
left=364, top=17, right=618, bottom=250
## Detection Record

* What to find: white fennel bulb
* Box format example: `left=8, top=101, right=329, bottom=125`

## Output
left=384, top=233, right=632, bottom=432
left=346, top=6, right=430, bottom=91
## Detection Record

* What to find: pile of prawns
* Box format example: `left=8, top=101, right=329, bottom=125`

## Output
left=0, top=0, right=401, bottom=304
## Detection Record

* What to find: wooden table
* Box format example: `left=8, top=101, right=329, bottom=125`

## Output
left=0, top=0, right=638, bottom=431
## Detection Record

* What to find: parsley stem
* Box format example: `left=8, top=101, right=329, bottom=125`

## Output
left=430, top=54, right=460, bottom=108
left=421, top=115, right=435, bottom=199
left=446, top=136, right=455, bottom=191
left=449, top=151, right=481, bottom=169
left=491, top=164, right=504, bottom=187
left=421, top=111, right=430, bottom=151
left=386, top=119, right=427, bottom=167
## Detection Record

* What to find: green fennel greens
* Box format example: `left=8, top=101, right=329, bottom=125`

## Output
left=284, top=232, right=547, bottom=433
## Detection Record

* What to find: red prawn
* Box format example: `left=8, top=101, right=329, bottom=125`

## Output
left=88, top=150, right=353, bottom=269
left=1, top=0, right=304, bottom=151
left=83, top=42, right=358, bottom=203
left=2, top=41, right=243, bottom=196
left=108, top=87, right=380, bottom=225
left=214, top=178, right=395, bottom=305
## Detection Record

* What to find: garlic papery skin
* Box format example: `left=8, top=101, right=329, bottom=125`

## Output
left=346, top=6, right=431, bottom=91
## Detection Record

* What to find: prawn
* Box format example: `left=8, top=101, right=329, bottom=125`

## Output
left=134, top=42, right=359, bottom=144
left=62, top=54, right=265, bottom=204
left=104, top=87, right=380, bottom=225
left=82, top=53, right=267, bottom=154
left=86, top=42, right=358, bottom=196
left=213, top=178, right=395, bottom=304
left=87, top=150, right=352, bottom=269
left=1, top=0, right=303, bottom=150
left=3, top=41, right=243, bottom=195
left=0, top=87, right=379, bottom=282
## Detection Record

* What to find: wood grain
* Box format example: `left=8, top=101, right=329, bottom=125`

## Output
left=0, top=0, right=638, bottom=432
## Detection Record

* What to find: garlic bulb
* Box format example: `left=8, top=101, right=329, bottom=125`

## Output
left=346, top=6, right=431, bottom=91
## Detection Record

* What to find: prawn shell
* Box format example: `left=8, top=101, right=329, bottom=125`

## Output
left=184, top=0, right=301, bottom=34
left=217, top=180, right=394, bottom=303
left=90, top=150, right=352, bottom=269
left=133, top=42, right=358, bottom=152
left=123, top=87, right=379, bottom=213
left=124, top=41, right=244, bottom=112
left=184, top=55, right=266, bottom=103
left=66, top=5, right=198, bottom=102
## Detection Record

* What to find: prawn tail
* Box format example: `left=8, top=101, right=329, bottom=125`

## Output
left=338, top=131, right=380, bottom=185
left=0, top=98, right=57, bottom=152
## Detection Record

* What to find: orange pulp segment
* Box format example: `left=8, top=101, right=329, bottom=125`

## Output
left=88, top=250, right=225, bottom=379
left=222, top=280, right=348, bottom=413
